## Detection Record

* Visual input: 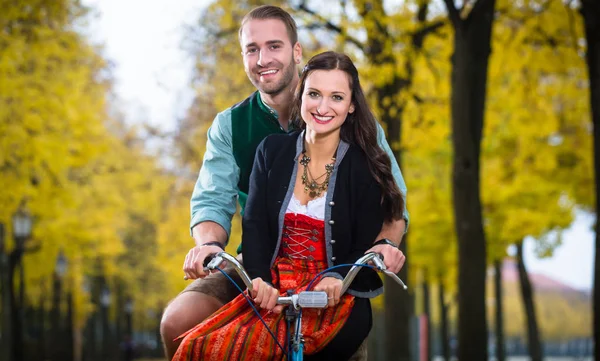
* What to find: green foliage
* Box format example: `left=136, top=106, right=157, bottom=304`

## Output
left=483, top=0, right=590, bottom=261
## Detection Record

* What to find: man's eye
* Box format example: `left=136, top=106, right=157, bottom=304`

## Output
left=246, top=48, right=257, bottom=54
left=270, top=45, right=281, bottom=50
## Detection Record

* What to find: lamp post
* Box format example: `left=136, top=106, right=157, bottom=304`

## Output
left=100, top=287, right=111, bottom=361
left=51, top=251, right=67, bottom=361
left=12, top=208, right=33, bottom=361
left=0, top=223, right=11, bottom=361
left=124, top=298, right=133, bottom=339
left=81, top=279, right=95, bottom=361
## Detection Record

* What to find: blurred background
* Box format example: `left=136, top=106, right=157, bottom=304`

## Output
left=0, top=0, right=596, bottom=360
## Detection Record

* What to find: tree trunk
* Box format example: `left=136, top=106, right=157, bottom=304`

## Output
left=422, top=274, right=432, bottom=361
left=580, top=2, right=600, bottom=360
left=516, top=240, right=543, bottom=361
left=441, top=1, right=496, bottom=360
left=494, top=260, right=506, bottom=361
left=67, top=292, right=74, bottom=361
left=439, top=282, right=450, bottom=361
left=38, top=289, right=46, bottom=361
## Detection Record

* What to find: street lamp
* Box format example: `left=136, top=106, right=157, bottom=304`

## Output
left=12, top=209, right=33, bottom=247
left=100, top=287, right=111, bottom=308
left=55, top=251, right=68, bottom=278
left=13, top=209, right=32, bottom=310
left=12, top=208, right=32, bottom=361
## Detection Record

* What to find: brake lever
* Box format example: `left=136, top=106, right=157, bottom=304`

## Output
left=204, top=254, right=225, bottom=273
left=371, top=254, right=408, bottom=290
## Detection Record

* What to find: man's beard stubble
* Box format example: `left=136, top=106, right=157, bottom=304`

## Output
left=250, top=57, right=296, bottom=96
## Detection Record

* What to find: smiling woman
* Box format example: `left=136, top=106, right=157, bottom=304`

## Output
left=172, top=51, right=405, bottom=361
left=300, top=69, right=355, bottom=137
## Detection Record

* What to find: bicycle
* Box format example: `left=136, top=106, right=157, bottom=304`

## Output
left=204, top=252, right=408, bottom=361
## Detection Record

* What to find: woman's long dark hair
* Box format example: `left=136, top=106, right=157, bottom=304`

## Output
left=291, top=51, right=404, bottom=222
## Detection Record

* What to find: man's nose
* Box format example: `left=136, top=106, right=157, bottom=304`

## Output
left=257, top=49, right=273, bottom=67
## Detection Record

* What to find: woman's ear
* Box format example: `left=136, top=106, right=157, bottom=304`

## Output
left=349, top=103, right=355, bottom=114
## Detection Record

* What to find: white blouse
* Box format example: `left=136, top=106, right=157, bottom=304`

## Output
left=286, top=193, right=327, bottom=220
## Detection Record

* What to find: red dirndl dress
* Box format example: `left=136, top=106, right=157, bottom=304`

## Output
left=172, top=212, right=355, bottom=361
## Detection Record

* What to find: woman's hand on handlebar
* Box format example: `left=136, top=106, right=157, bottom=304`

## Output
left=314, top=277, right=343, bottom=308
left=250, top=278, right=283, bottom=313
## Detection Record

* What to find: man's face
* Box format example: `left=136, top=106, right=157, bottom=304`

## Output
left=240, top=19, right=301, bottom=95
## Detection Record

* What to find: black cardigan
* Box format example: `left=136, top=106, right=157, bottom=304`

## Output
left=242, top=131, right=385, bottom=297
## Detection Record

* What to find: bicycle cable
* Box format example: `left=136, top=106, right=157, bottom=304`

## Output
left=217, top=268, right=288, bottom=355
left=305, top=263, right=377, bottom=292
left=217, top=262, right=378, bottom=359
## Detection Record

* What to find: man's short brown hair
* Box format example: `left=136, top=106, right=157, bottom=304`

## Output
left=239, top=5, right=298, bottom=45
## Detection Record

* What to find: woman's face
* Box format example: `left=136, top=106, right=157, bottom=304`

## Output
left=301, top=69, right=355, bottom=137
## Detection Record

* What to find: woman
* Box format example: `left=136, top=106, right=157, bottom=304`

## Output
left=173, top=51, right=404, bottom=361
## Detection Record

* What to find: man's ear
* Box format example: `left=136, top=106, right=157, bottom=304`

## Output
left=294, top=42, right=302, bottom=64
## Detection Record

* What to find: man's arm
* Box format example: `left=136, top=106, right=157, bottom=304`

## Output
left=377, top=219, right=407, bottom=246
left=370, top=123, right=409, bottom=273
left=190, top=108, right=240, bottom=245
left=184, top=110, right=239, bottom=280
left=191, top=221, right=228, bottom=247
left=375, top=122, right=409, bottom=230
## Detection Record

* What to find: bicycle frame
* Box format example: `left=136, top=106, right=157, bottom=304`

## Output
left=205, top=252, right=407, bottom=360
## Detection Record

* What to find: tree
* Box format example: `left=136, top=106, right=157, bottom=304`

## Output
left=482, top=1, right=589, bottom=358
left=441, top=0, right=497, bottom=359
left=579, top=0, right=600, bottom=359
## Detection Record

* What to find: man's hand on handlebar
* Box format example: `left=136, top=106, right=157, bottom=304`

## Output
left=366, top=244, right=406, bottom=274
left=183, top=244, right=224, bottom=280
left=314, top=277, right=343, bottom=308
left=250, top=278, right=283, bottom=313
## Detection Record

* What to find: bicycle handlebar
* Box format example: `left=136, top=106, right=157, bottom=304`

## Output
left=339, top=252, right=408, bottom=294
left=205, top=252, right=407, bottom=309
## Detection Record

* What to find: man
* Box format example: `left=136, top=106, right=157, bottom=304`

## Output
left=160, top=5, right=409, bottom=360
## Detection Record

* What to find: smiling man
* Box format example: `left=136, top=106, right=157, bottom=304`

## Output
left=160, top=5, right=409, bottom=360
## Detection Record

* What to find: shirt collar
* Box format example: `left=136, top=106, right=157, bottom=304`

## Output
left=256, top=91, right=279, bottom=119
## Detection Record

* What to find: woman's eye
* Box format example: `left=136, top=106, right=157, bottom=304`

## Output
left=333, top=95, right=343, bottom=101
left=307, top=92, right=320, bottom=98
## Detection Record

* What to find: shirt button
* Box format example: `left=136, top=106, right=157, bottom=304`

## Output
left=329, top=201, right=335, bottom=206
left=330, top=240, right=336, bottom=244
left=331, top=257, right=337, bottom=261
left=329, top=220, right=335, bottom=225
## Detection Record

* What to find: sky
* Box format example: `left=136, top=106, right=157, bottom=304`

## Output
left=81, top=0, right=596, bottom=292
